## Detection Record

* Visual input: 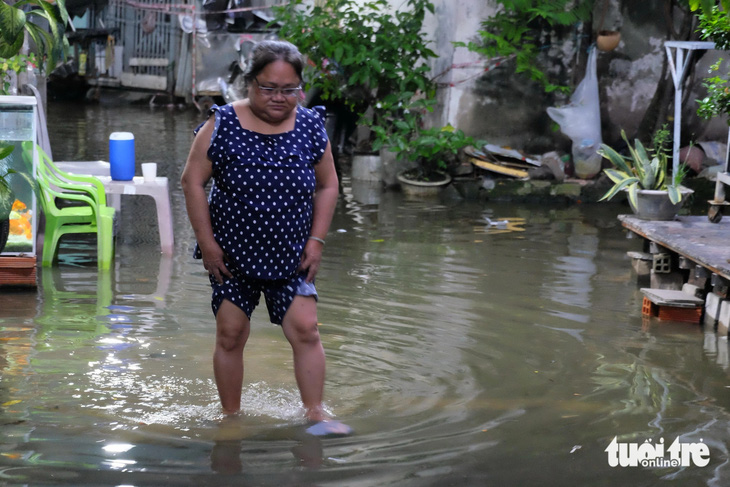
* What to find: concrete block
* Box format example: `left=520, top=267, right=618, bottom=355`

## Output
left=718, top=320, right=728, bottom=338
left=351, top=153, right=382, bottom=182
left=678, top=256, right=696, bottom=269
left=551, top=182, right=582, bottom=197
left=652, top=253, right=672, bottom=273
left=718, top=337, right=729, bottom=367
left=682, top=283, right=703, bottom=299
left=649, top=242, right=668, bottom=254
left=703, top=312, right=718, bottom=329
left=628, top=251, right=651, bottom=278
left=705, top=291, right=724, bottom=323
left=720, top=300, right=730, bottom=337
left=687, top=273, right=708, bottom=289
left=650, top=270, right=684, bottom=290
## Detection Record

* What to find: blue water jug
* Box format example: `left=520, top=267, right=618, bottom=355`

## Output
left=109, top=132, right=135, bottom=181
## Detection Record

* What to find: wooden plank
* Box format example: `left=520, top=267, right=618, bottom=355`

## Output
left=0, top=256, right=37, bottom=287
left=129, top=57, right=169, bottom=67
left=619, top=215, right=730, bottom=281
left=469, top=157, right=529, bottom=179
left=120, top=72, right=167, bottom=91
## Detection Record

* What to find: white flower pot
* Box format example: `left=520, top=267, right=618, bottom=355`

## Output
left=397, top=170, right=452, bottom=198
left=627, top=187, right=694, bottom=220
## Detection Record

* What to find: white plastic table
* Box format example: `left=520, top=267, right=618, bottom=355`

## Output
left=56, top=161, right=174, bottom=255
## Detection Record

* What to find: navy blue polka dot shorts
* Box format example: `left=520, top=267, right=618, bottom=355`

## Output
left=210, top=271, right=318, bottom=325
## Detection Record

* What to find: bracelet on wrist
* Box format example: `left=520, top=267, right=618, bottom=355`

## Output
left=308, top=236, right=326, bottom=245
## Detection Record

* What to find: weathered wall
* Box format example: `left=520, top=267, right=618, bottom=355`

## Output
left=422, top=0, right=728, bottom=153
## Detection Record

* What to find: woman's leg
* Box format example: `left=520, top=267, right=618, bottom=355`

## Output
left=281, top=295, right=327, bottom=422
left=214, top=299, right=251, bottom=414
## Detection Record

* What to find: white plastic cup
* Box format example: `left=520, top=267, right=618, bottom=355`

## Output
left=141, top=162, right=157, bottom=182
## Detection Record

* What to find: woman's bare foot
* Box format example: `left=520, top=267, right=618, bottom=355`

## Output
left=305, top=419, right=353, bottom=437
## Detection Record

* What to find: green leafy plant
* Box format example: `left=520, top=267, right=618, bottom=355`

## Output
left=375, top=97, right=476, bottom=181
left=273, top=0, right=437, bottom=148
left=697, top=57, right=730, bottom=126
left=0, top=0, right=70, bottom=94
left=598, top=127, right=688, bottom=207
left=455, top=0, right=593, bottom=94
left=690, top=0, right=730, bottom=17
left=0, top=52, right=36, bottom=95
left=696, top=4, right=730, bottom=49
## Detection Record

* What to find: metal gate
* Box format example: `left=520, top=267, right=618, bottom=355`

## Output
left=100, top=0, right=184, bottom=93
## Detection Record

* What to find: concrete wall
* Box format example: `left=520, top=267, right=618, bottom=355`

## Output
left=326, top=0, right=728, bottom=154
left=420, top=0, right=728, bottom=153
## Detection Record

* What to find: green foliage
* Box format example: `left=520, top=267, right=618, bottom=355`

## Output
left=455, top=0, right=593, bottom=94
left=697, top=5, right=730, bottom=49
left=273, top=0, right=437, bottom=143
left=694, top=4, right=730, bottom=128
left=0, top=0, right=70, bottom=92
left=689, top=0, right=730, bottom=16
left=697, top=59, right=730, bottom=123
left=598, top=128, right=687, bottom=206
left=0, top=52, right=36, bottom=95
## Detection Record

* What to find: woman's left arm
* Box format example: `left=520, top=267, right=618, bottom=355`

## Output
left=300, top=141, right=339, bottom=282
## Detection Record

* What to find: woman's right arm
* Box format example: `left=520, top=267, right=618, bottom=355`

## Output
left=181, top=118, right=232, bottom=284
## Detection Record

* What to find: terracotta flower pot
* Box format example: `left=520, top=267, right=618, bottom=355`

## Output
left=597, top=30, right=621, bottom=52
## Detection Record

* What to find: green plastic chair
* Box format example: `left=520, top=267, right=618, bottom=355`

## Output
left=27, top=144, right=116, bottom=269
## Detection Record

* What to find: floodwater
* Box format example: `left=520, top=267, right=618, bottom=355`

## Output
left=0, top=99, right=729, bottom=486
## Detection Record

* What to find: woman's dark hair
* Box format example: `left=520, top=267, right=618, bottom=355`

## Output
left=243, top=39, right=304, bottom=85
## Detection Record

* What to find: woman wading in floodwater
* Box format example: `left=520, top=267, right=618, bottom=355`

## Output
left=181, top=40, right=350, bottom=436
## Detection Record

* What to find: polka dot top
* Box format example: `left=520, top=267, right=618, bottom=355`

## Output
left=193, top=103, right=328, bottom=280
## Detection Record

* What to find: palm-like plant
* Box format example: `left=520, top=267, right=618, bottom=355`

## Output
left=598, top=129, right=689, bottom=208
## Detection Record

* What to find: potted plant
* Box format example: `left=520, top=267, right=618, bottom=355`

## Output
left=597, top=127, right=692, bottom=220
left=373, top=97, right=476, bottom=196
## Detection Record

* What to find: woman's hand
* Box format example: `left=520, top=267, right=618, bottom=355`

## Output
left=201, top=241, right=233, bottom=284
left=301, top=141, right=338, bottom=283
left=299, top=239, right=323, bottom=283
left=182, top=116, right=233, bottom=284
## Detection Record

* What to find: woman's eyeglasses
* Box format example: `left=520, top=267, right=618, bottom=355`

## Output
left=254, top=78, right=302, bottom=98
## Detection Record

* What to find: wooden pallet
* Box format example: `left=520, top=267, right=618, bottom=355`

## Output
left=0, top=255, right=38, bottom=287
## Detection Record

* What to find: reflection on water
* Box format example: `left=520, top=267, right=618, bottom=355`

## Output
left=0, top=101, right=729, bottom=485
